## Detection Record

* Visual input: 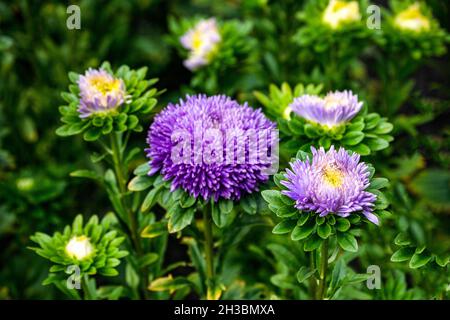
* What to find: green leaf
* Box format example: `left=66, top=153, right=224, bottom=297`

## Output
left=70, top=170, right=101, bottom=181
left=219, top=199, right=233, bottom=214
left=317, top=223, right=332, bottom=239
left=133, top=162, right=150, bottom=176
left=366, top=138, right=389, bottom=151
left=68, top=72, right=79, bottom=83
left=303, top=234, right=322, bottom=251
left=291, top=223, right=315, bottom=241
left=128, top=176, right=153, bottom=192
left=342, top=131, right=365, bottom=146
left=148, top=276, right=192, bottom=292
left=125, top=263, right=139, bottom=289
left=83, top=127, right=102, bottom=141
left=394, top=233, right=411, bottom=246
left=349, top=143, right=371, bottom=156
left=72, top=215, right=83, bottom=235
left=296, top=266, right=316, bottom=284
left=391, top=247, right=415, bottom=262
left=141, top=221, right=167, bottom=239
left=330, top=258, right=346, bottom=293
left=304, top=124, right=319, bottom=138
left=372, top=122, right=393, bottom=134
left=435, top=255, right=449, bottom=267
left=370, top=178, right=389, bottom=190
left=276, top=206, right=298, bottom=218
left=336, top=218, right=351, bottom=232
left=272, top=220, right=297, bottom=234
left=138, top=253, right=159, bottom=268
left=180, top=193, right=197, bottom=208
left=99, top=268, right=119, bottom=277
left=141, top=187, right=161, bottom=212
left=337, top=232, right=358, bottom=252
left=212, top=201, right=233, bottom=228
left=168, top=207, right=194, bottom=233
left=409, top=251, right=432, bottom=269
left=261, top=190, right=282, bottom=205
left=56, top=122, right=89, bottom=136
left=297, top=213, right=310, bottom=226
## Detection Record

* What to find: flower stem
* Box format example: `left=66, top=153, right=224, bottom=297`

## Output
left=109, top=132, right=142, bottom=255
left=316, top=238, right=329, bottom=300
left=202, top=203, right=215, bottom=300
left=82, top=274, right=94, bottom=300
left=109, top=132, right=148, bottom=299
left=309, top=252, right=317, bottom=300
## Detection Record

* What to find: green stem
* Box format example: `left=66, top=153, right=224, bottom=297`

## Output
left=109, top=132, right=142, bottom=255
left=81, top=274, right=94, bottom=300
left=109, top=132, right=148, bottom=299
left=202, top=204, right=215, bottom=300
left=309, top=252, right=317, bottom=300
left=316, top=239, right=329, bottom=300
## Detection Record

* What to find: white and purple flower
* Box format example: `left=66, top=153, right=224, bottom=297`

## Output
left=180, top=18, right=221, bottom=71
left=281, top=146, right=378, bottom=224
left=77, top=68, right=126, bottom=118
left=289, top=90, right=362, bottom=128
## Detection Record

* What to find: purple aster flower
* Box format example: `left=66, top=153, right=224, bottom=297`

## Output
left=281, top=146, right=378, bottom=224
left=77, top=68, right=126, bottom=118
left=289, top=90, right=363, bottom=128
left=146, top=94, right=277, bottom=201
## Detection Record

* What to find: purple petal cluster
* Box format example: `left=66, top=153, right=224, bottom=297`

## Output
left=289, top=90, right=362, bottom=128
left=282, top=146, right=378, bottom=224
left=77, top=68, right=126, bottom=118
left=146, top=94, right=276, bottom=201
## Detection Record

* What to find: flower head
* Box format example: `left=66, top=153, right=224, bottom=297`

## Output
left=394, top=3, right=430, bottom=32
left=77, top=68, right=126, bottom=118
left=146, top=94, right=277, bottom=201
left=180, top=18, right=221, bottom=71
left=289, top=90, right=362, bottom=128
left=65, top=235, right=94, bottom=260
left=281, top=146, right=378, bottom=224
left=322, top=0, right=361, bottom=29
left=30, top=214, right=128, bottom=281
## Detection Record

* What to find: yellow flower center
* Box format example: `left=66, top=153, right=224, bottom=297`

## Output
left=394, top=3, right=430, bottom=32
left=65, top=235, right=94, bottom=260
left=89, top=76, right=122, bottom=95
left=322, top=165, right=344, bottom=188
left=192, top=31, right=203, bottom=51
